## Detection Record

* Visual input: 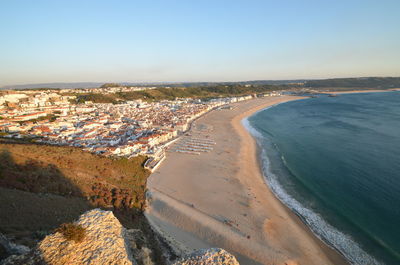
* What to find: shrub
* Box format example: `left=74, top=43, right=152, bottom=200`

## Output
left=55, top=223, right=86, bottom=243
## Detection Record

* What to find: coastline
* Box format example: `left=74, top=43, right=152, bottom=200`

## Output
left=322, top=88, right=398, bottom=94
left=145, top=96, right=348, bottom=265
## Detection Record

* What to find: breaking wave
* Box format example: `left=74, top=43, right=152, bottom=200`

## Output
left=243, top=116, right=381, bottom=265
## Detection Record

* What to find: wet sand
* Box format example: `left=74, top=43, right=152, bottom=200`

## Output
left=145, top=96, right=348, bottom=265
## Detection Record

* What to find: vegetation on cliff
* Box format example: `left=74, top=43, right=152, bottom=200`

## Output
left=67, top=77, right=400, bottom=104
left=68, top=84, right=288, bottom=104
left=55, top=223, right=86, bottom=243
left=0, top=142, right=169, bottom=263
left=304, top=77, right=400, bottom=89
left=0, top=143, right=150, bottom=211
left=100, top=83, right=123, bottom=88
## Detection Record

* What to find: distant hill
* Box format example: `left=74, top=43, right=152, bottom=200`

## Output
left=304, top=77, right=400, bottom=89
left=153, top=80, right=308, bottom=87
left=1, top=80, right=307, bottom=90
left=2, top=77, right=399, bottom=90
left=1, top=82, right=105, bottom=90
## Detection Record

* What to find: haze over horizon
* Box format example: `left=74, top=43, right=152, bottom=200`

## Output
left=1, top=0, right=399, bottom=87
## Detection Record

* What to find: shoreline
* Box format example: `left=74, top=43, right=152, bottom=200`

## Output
left=242, top=109, right=354, bottom=264
left=145, top=95, right=348, bottom=265
left=247, top=91, right=394, bottom=265
left=322, top=88, right=399, bottom=95
left=230, top=97, right=348, bottom=265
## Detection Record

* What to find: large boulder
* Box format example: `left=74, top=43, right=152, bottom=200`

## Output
left=1, top=209, right=239, bottom=265
left=1, top=209, right=134, bottom=265
left=173, top=248, right=240, bottom=265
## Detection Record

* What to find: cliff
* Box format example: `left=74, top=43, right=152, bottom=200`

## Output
left=2, top=209, right=140, bottom=264
left=173, top=248, right=239, bottom=265
left=1, top=209, right=239, bottom=265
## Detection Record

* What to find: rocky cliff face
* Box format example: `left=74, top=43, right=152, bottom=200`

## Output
left=1, top=209, right=137, bottom=264
left=173, top=248, right=239, bottom=265
left=39, top=209, right=134, bottom=264
left=1, top=209, right=239, bottom=265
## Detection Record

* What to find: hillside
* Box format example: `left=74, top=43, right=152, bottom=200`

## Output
left=68, top=84, right=288, bottom=103
left=304, top=77, right=400, bottom=89
left=0, top=142, right=149, bottom=210
left=4, top=77, right=400, bottom=91
left=0, top=142, right=172, bottom=263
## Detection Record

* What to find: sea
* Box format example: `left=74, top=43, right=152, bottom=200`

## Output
left=245, top=92, right=400, bottom=265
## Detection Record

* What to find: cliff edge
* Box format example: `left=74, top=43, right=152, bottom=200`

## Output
left=1, top=209, right=239, bottom=265
left=173, top=248, right=239, bottom=265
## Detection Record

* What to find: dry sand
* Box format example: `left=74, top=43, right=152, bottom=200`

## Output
left=145, top=96, right=348, bottom=265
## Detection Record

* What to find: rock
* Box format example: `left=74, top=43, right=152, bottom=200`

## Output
left=173, top=248, right=240, bottom=265
left=1, top=209, right=135, bottom=265
left=0, top=244, right=7, bottom=261
left=1, top=209, right=238, bottom=265
left=0, top=233, right=30, bottom=260
left=125, top=228, right=154, bottom=265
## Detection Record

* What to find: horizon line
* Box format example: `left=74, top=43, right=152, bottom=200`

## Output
left=3, top=75, right=400, bottom=89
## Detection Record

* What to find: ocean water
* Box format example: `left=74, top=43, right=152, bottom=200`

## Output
left=246, top=92, right=400, bottom=265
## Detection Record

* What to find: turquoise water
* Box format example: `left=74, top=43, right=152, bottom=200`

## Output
left=247, top=92, right=400, bottom=265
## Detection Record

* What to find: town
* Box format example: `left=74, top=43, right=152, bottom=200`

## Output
left=0, top=88, right=281, bottom=170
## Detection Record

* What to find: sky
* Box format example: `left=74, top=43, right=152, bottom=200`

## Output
left=0, top=0, right=399, bottom=86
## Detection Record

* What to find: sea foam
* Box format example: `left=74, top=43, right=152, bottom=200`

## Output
left=242, top=115, right=382, bottom=265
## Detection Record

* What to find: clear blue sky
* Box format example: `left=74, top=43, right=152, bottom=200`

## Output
left=1, top=0, right=399, bottom=86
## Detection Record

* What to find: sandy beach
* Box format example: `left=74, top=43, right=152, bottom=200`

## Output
left=145, top=96, right=348, bottom=265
